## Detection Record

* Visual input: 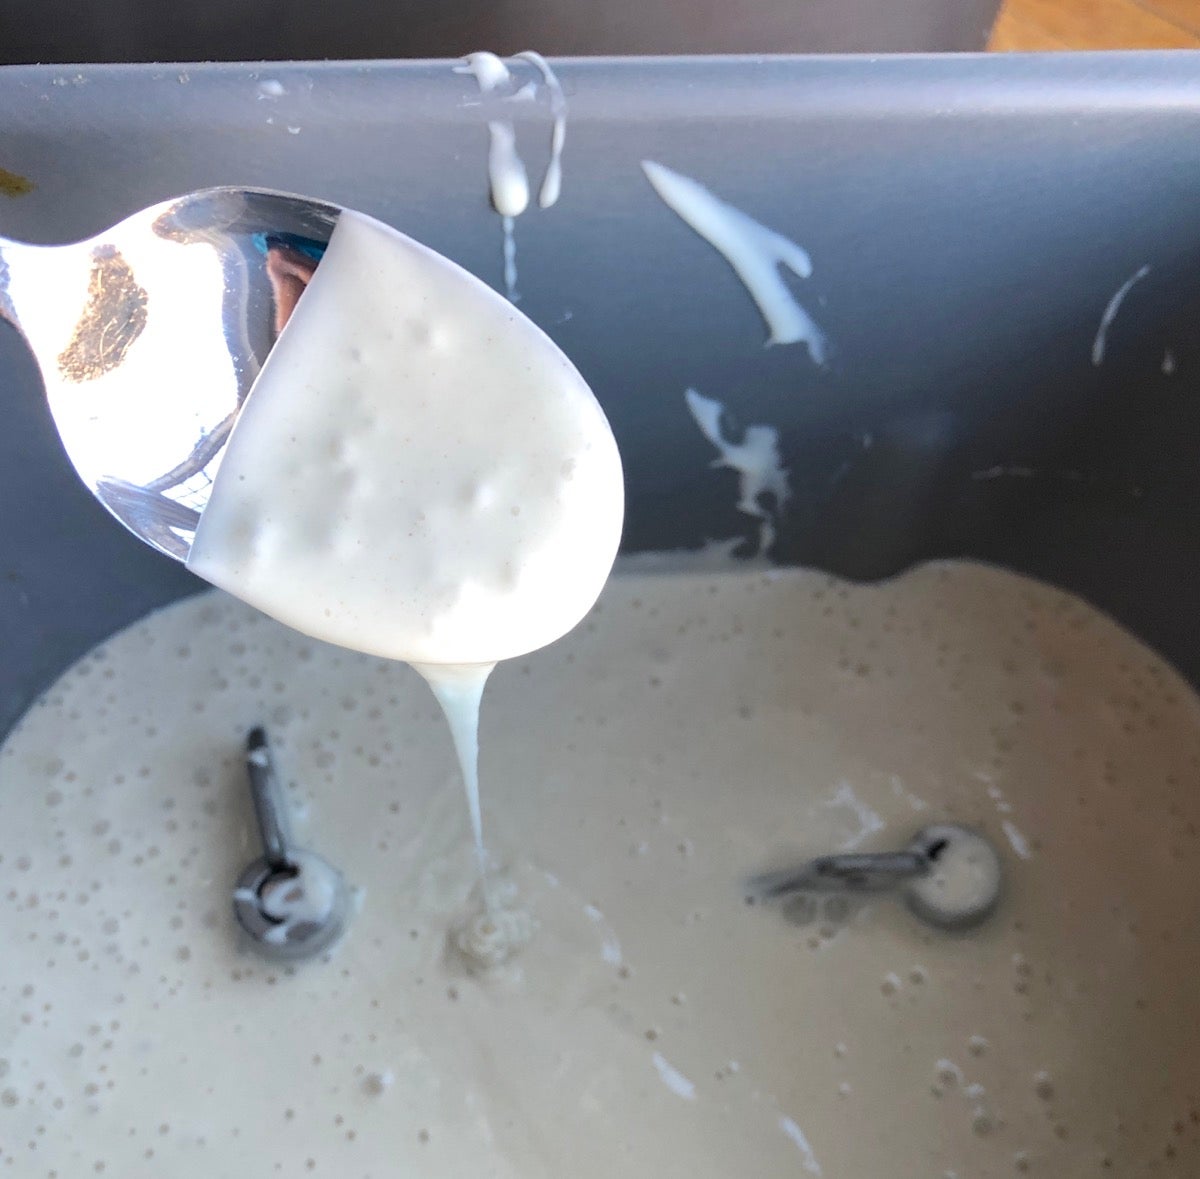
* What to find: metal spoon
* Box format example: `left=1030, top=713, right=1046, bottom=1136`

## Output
left=0, top=187, right=341, bottom=560
left=750, top=823, right=1003, bottom=932
left=233, top=726, right=351, bottom=960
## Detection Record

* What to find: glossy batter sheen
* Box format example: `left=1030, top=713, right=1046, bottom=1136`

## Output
left=188, top=209, right=623, bottom=668
left=2, top=563, right=1199, bottom=1176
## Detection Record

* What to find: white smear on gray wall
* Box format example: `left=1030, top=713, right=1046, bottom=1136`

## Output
left=685, top=389, right=790, bottom=556
left=456, top=53, right=530, bottom=219
left=513, top=51, right=566, bottom=209
left=1092, top=264, right=1150, bottom=367
left=643, top=160, right=829, bottom=363
left=456, top=51, right=568, bottom=301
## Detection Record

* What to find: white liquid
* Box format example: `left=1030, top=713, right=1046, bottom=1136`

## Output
left=502, top=213, right=520, bottom=301
left=188, top=208, right=623, bottom=907
left=188, top=209, right=622, bottom=665
left=458, top=51, right=568, bottom=300
left=484, top=122, right=531, bottom=219
left=4, top=563, right=1200, bottom=1175
left=642, top=159, right=829, bottom=362
left=411, top=661, right=494, bottom=898
left=513, top=51, right=567, bottom=210
left=684, top=387, right=789, bottom=556
left=456, top=52, right=527, bottom=301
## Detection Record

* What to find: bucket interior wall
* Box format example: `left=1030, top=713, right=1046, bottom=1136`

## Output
left=0, top=53, right=1198, bottom=734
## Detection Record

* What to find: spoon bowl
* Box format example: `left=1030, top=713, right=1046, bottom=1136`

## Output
left=0, top=187, right=342, bottom=560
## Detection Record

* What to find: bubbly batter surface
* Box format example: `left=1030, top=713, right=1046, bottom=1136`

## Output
left=2, top=562, right=1199, bottom=1177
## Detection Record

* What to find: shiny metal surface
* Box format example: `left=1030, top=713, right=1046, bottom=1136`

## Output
left=752, top=822, right=1002, bottom=933
left=0, top=187, right=341, bottom=560
left=233, top=727, right=351, bottom=961
left=904, top=823, right=1002, bottom=932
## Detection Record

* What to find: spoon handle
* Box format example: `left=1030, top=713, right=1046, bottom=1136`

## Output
left=245, top=727, right=293, bottom=873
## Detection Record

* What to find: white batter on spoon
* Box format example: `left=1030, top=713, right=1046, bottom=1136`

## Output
left=187, top=208, right=623, bottom=927
left=3, top=563, right=1200, bottom=1175
left=188, top=209, right=622, bottom=668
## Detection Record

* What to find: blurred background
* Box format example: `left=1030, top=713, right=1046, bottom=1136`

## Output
left=0, top=0, right=1196, bottom=64
left=991, top=0, right=1200, bottom=49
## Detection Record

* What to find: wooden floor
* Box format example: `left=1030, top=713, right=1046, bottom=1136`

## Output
left=990, top=0, right=1200, bottom=49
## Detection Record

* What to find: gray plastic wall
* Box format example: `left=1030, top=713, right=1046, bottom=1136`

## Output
left=1, top=53, right=1199, bottom=738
